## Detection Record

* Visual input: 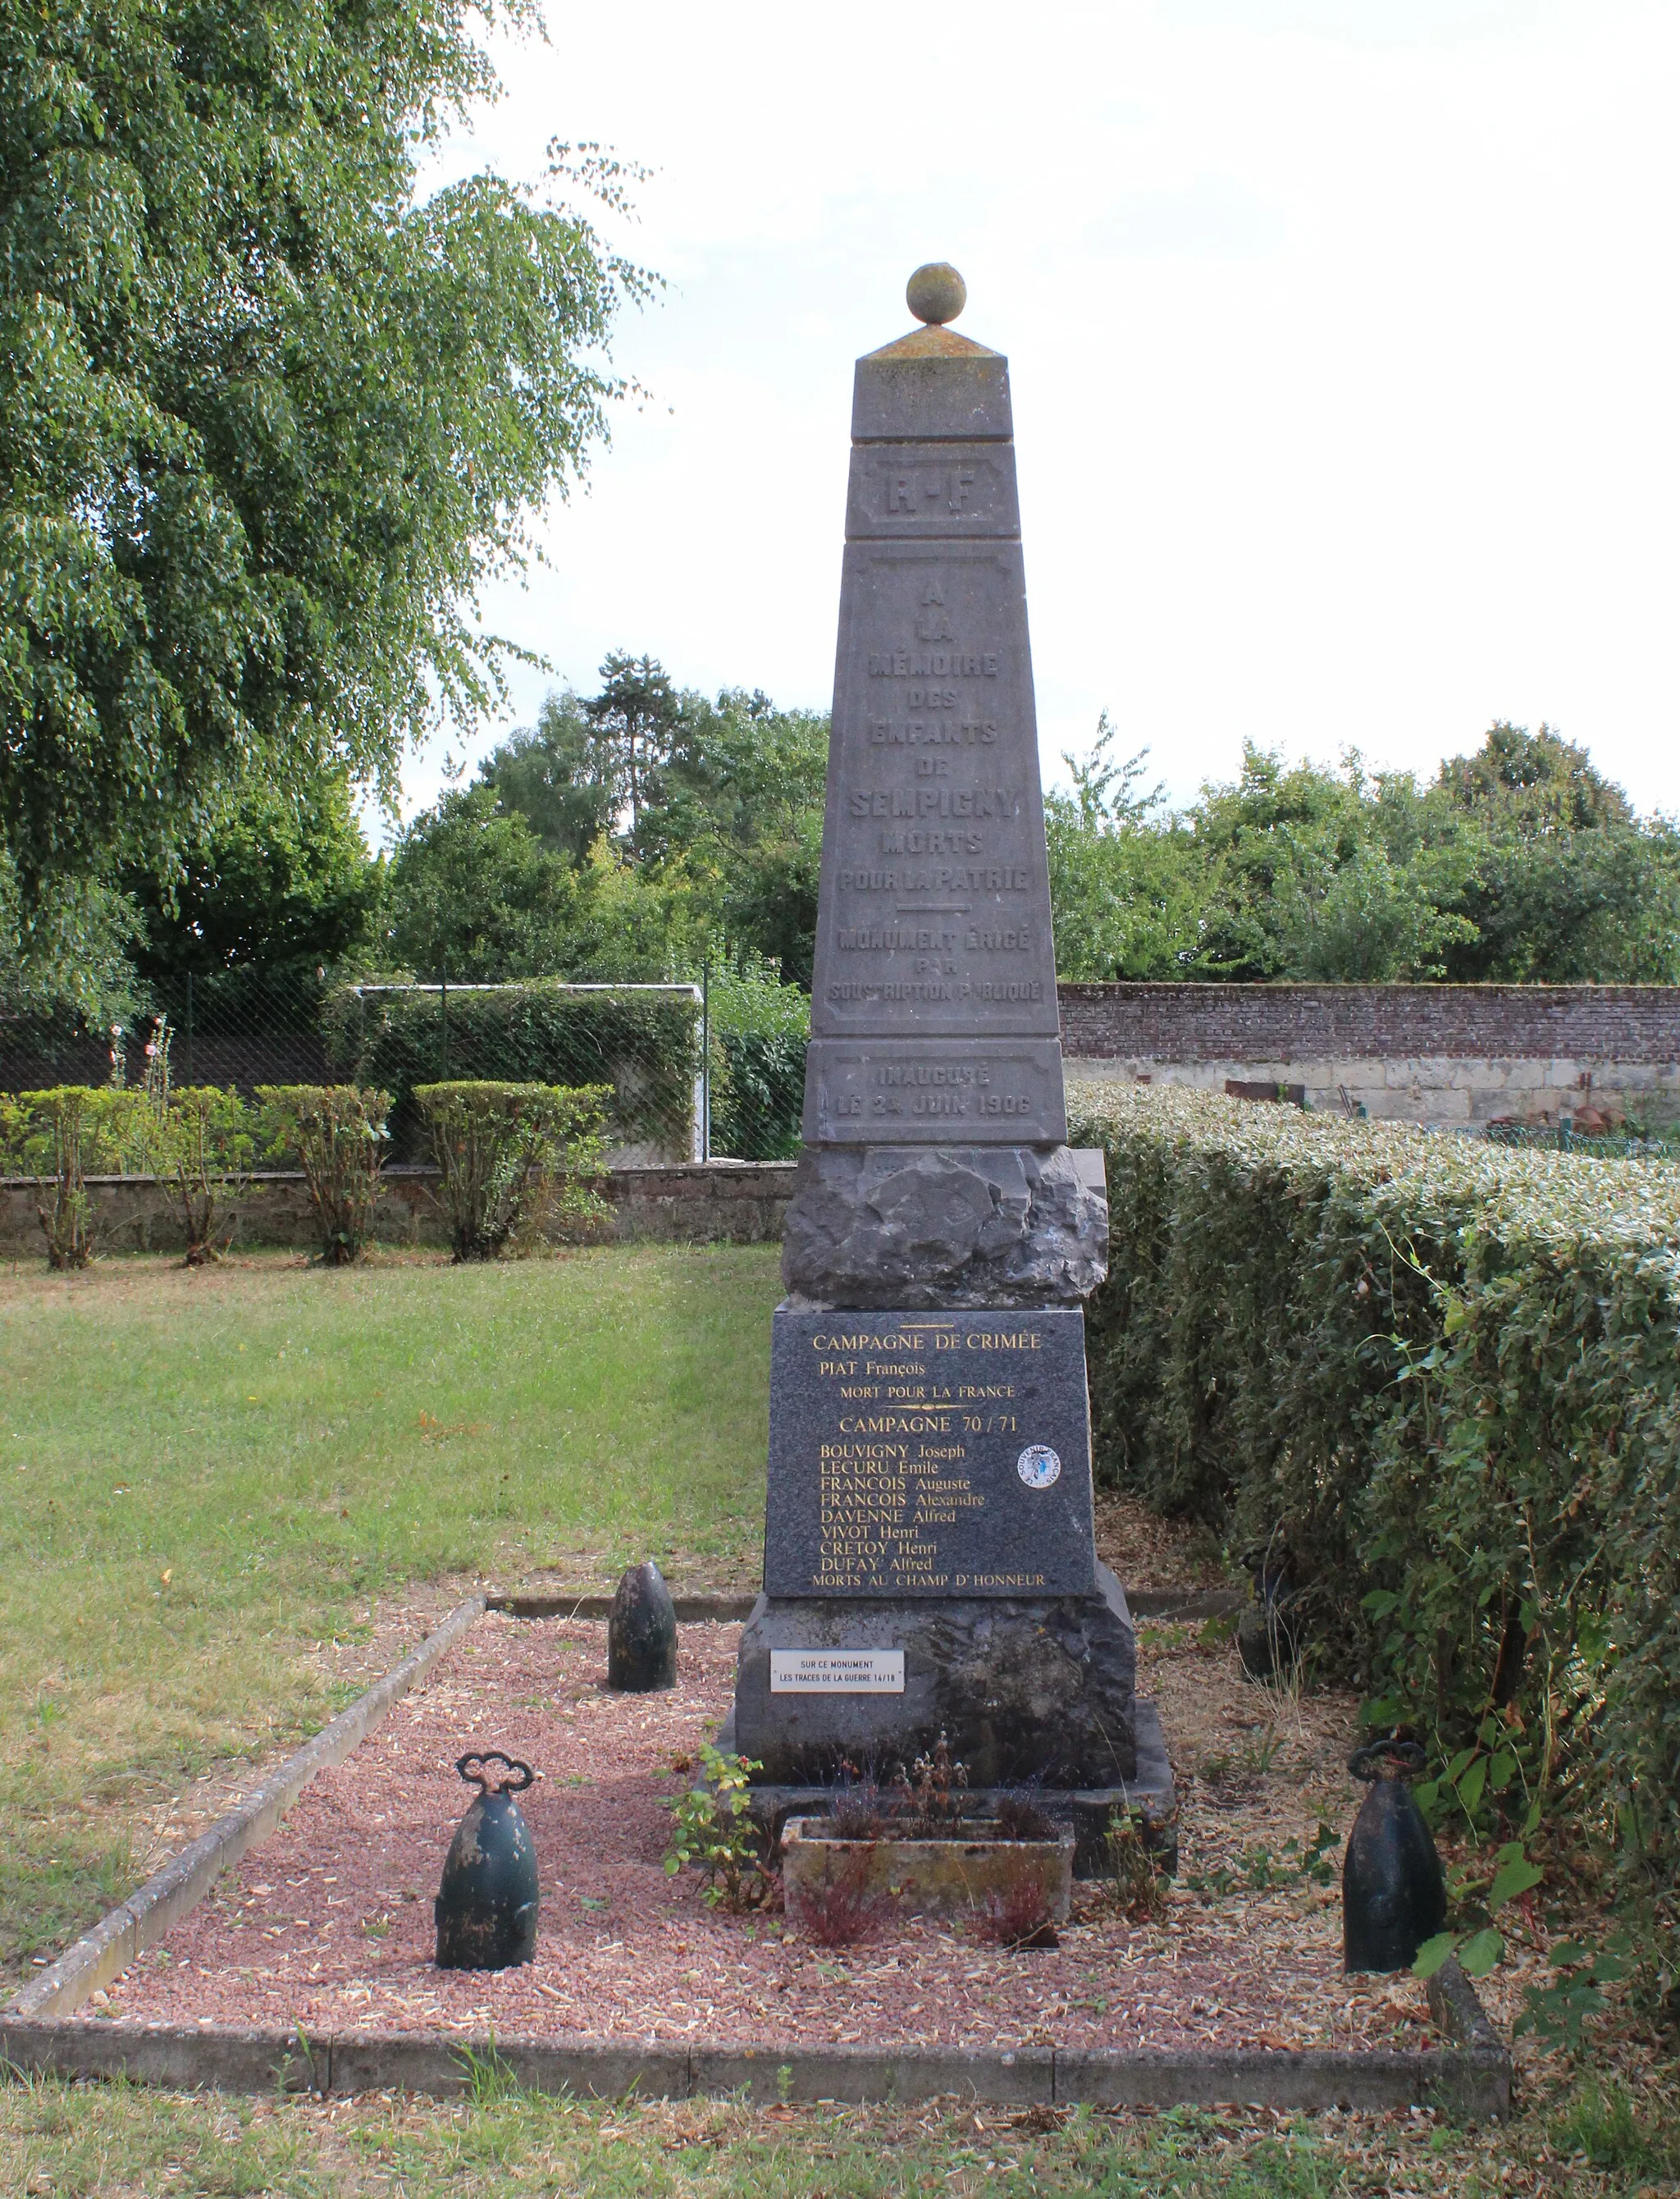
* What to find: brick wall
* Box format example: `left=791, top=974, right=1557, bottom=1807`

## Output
left=1056, top=983, right=1680, bottom=1129
left=1057, top=983, right=1680, bottom=1062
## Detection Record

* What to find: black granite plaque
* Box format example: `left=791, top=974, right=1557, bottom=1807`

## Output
left=763, top=1307, right=1096, bottom=1598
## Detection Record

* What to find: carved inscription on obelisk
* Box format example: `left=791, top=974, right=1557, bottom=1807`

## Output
left=802, top=327, right=1067, bottom=1145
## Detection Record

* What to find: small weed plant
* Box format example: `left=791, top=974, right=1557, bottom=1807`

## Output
left=1185, top=1823, right=1336, bottom=1901
left=663, top=1744, right=774, bottom=1913
left=892, top=1730, right=970, bottom=1837
left=1545, top=2073, right=1680, bottom=2178
left=1104, top=1808, right=1169, bottom=1924
left=826, top=1772, right=888, bottom=1842
left=454, top=2032, right=524, bottom=2106
left=995, top=1795, right=1058, bottom=1843
left=1517, top=1923, right=1637, bottom=2052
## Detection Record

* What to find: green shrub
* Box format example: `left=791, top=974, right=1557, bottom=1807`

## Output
left=7, top=1086, right=138, bottom=1267
left=258, top=1086, right=391, bottom=1264
left=414, top=1080, right=609, bottom=1260
left=149, top=1087, right=257, bottom=1264
left=706, top=959, right=808, bottom=1161
left=326, top=981, right=699, bottom=1160
left=1071, top=1082, right=1680, bottom=1938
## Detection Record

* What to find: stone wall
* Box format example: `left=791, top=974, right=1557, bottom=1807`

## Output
left=1057, top=982, right=1680, bottom=1128
left=0, top=1161, right=797, bottom=1262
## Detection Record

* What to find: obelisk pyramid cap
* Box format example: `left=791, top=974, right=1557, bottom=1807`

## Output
left=852, top=265, right=1011, bottom=443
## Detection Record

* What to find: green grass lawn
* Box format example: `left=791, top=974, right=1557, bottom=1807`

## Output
left=0, top=1244, right=781, bottom=1980
left=6, top=2069, right=1680, bottom=2198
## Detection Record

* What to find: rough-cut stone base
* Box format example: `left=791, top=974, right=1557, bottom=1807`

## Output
left=731, top=1564, right=1137, bottom=1790
left=726, top=1701, right=1177, bottom=1879
left=779, top=1143, right=1107, bottom=1309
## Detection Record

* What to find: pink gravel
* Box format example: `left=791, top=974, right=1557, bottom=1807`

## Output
left=82, top=1616, right=1444, bottom=2055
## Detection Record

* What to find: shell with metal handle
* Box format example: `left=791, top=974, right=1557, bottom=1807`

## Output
left=435, top=1750, right=540, bottom=1970
left=1342, top=1739, right=1447, bottom=1973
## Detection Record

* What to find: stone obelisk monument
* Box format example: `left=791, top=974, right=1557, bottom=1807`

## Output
left=728, top=266, right=1171, bottom=1852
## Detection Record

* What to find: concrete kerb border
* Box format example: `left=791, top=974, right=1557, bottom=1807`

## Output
left=1, top=1962, right=1508, bottom=2115
left=5, top=1594, right=487, bottom=2023
left=1, top=1586, right=1509, bottom=2119
left=488, top=1591, right=762, bottom=1621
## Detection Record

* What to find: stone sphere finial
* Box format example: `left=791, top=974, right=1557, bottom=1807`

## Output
left=906, top=262, right=966, bottom=327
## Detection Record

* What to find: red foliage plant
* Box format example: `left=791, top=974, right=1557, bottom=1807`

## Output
left=789, top=1849, right=897, bottom=1948
left=994, top=1795, right=1057, bottom=1843
left=974, top=1849, right=1059, bottom=1951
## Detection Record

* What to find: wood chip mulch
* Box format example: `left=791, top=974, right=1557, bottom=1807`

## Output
left=76, top=1615, right=1449, bottom=2056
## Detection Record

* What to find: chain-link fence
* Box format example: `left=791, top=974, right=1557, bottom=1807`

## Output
left=0, top=967, right=810, bottom=1164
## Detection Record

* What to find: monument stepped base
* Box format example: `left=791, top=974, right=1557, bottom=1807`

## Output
left=734, top=1563, right=1141, bottom=1790
left=724, top=1700, right=1176, bottom=1880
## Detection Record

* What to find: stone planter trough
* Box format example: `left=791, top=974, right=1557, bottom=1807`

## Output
left=781, top=1816, right=1075, bottom=1929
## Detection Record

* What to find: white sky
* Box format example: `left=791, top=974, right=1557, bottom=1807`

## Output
left=396, top=0, right=1680, bottom=830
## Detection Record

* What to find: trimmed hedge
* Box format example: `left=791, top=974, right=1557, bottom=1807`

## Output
left=705, top=961, right=808, bottom=1162
left=326, top=982, right=699, bottom=1161
left=415, top=1080, right=609, bottom=1260
left=258, top=1085, right=390, bottom=1264
left=1071, top=1082, right=1680, bottom=1913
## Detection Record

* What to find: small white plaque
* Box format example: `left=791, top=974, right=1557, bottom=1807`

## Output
left=769, top=1649, right=906, bottom=1694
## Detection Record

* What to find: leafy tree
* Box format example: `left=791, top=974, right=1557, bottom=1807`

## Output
left=1431, top=725, right=1680, bottom=982
left=584, top=651, right=681, bottom=853
left=0, top=0, right=652, bottom=909
left=482, top=690, right=619, bottom=863
left=1438, top=816, right=1680, bottom=983
left=655, top=688, right=829, bottom=853
left=1264, top=838, right=1480, bottom=983
left=555, top=836, right=706, bottom=981
left=380, top=785, right=573, bottom=983
left=126, top=774, right=379, bottom=982
left=1048, top=720, right=1680, bottom=987
left=472, top=665, right=830, bottom=984
left=1439, top=721, right=1632, bottom=831
left=716, top=828, right=824, bottom=990
left=1046, top=718, right=1211, bottom=980
left=0, top=857, right=139, bottom=1022
left=380, top=787, right=709, bottom=984
left=1185, top=745, right=1481, bottom=982
left=652, top=688, right=829, bottom=985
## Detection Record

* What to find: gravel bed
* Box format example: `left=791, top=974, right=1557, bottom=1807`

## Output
left=80, top=1616, right=1444, bottom=2055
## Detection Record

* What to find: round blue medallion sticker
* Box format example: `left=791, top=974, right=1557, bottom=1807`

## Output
left=1016, top=1443, right=1062, bottom=1489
